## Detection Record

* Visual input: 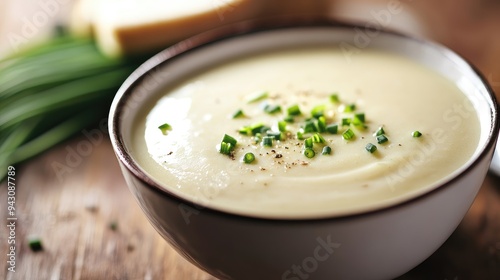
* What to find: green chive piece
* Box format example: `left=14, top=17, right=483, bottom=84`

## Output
left=374, top=126, right=385, bottom=136
left=352, top=113, right=365, bottom=126
left=264, top=104, right=282, bottom=114
left=317, top=116, right=327, bottom=133
left=287, top=104, right=302, bottom=116
left=342, top=128, right=355, bottom=140
left=262, top=136, right=274, bottom=147
left=296, top=130, right=305, bottom=140
left=278, top=121, right=287, bottom=132
left=365, top=143, right=377, bottom=153
left=259, top=125, right=271, bottom=135
left=341, top=118, right=351, bottom=126
left=253, top=133, right=262, bottom=144
left=322, top=146, right=332, bottom=155
left=246, top=91, right=268, bottom=103
left=303, top=148, right=315, bottom=158
left=267, top=131, right=281, bottom=140
left=232, top=109, right=245, bottom=119
left=222, top=134, right=237, bottom=146
left=248, top=123, right=265, bottom=135
left=303, top=120, right=317, bottom=133
left=219, top=134, right=237, bottom=155
left=311, top=105, right=326, bottom=119
left=219, top=142, right=233, bottom=155
left=109, top=221, right=118, bottom=231
left=239, top=126, right=251, bottom=135
left=243, top=153, right=255, bottom=164
left=312, top=133, right=326, bottom=144
left=284, top=115, right=295, bottom=123
left=412, top=131, right=422, bottom=138
left=326, top=124, right=338, bottom=134
left=158, top=123, right=172, bottom=135
left=329, top=93, right=340, bottom=104
left=376, top=134, right=388, bottom=144
left=304, top=137, right=314, bottom=149
left=344, top=103, right=356, bottom=112
left=28, top=237, right=43, bottom=252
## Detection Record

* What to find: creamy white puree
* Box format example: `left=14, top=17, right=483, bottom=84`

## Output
left=132, top=47, right=480, bottom=219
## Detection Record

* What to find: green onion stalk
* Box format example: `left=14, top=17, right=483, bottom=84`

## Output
left=0, top=31, right=149, bottom=181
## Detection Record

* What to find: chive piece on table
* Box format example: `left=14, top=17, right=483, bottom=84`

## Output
left=365, top=143, right=377, bottom=153
left=28, top=237, right=43, bottom=252
left=353, top=113, right=365, bottom=126
left=341, top=118, right=351, bottom=126
left=243, top=152, right=255, bottom=164
left=312, top=133, right=326, bottom=144
left=311, top=105, right=325, bottom=119
left=278, top=121, right=287, bottom=132
left=317, top=116, right=327, bottom=133
left=412, top=131, right=422, bottom=138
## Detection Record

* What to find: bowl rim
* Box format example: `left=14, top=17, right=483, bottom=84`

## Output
left=109, top=16, right=499, bottom=222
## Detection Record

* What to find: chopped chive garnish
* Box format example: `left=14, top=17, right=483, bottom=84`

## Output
left=246, top=90, right=268, bottom=103
left=253, top=133, right=262, bottom=144
left=278, top=121, right=287, bottom=132
left=219, top=134, right=237, bottom=155
left=249, top=123, right=265, bottom=135
left=412, top=131, right=422, bottom=138
left=352, top=113, right=365, bottom=126
left=264, top=104, right=282, bottom=114
left=284, top=115, right=295, bottom=123
left=303, top=120, right=317, bottom=133
left=232, top=109, right=245, bottom=119
left=243, top=153, right=255, bottom=164
left=296, top=130, right=305, bottom=140
left=312, top=133, right=326, bottom=144
left=287, top=104, right=302, bottom=116
left=322, top=146, right=332, bottom=155
left=341, top=118, right=351, bottom=126
left=342, top=128, right=355, bottom=140
left=330, top=93, right=340, bottom=104
left=239, top=127, right=251, bottom=135
left=344, top=103, right=356, bottom=112
left=311, top=105, right=326, bottom=119
left=222, top=134, right=237, bottom=146
left=374, top=126, right=385, bottom=136
left=219, top=142, right=233, bottom=155
left=365, top=143, right=377, bottom=153
left=28, top=237, right=43, bottom=252
left=158, top=123, right=172, bottom=135
left=326, top=124, right=338, bottom=134
left=109, top=221, right=118, bottom=231
left=262, top=136, right=274, bottom=147
left=317, top=116, right=327, bottom=133
left=376, top=134, right=388, bottom=144
left=267, top=131, right=281, bottom=140
left=304, top=137, right=313, bottom=149
left=304, top=148, right=315, bottom=158
left=260, top=125, right=271, bottom=134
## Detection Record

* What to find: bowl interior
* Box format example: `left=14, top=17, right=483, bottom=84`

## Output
left=110, top=23, right=497, bottom=219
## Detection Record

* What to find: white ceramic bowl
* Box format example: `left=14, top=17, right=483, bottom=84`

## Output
left=109, top=18, right=498, bottom=280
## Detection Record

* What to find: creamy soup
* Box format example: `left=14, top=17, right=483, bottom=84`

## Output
left=132, top=47, right=480, bottom=219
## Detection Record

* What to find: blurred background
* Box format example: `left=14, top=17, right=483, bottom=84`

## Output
left=1, top=0, right=500, bottom=279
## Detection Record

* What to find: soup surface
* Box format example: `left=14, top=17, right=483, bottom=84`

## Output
left=132, top=47, right=480, bottom=218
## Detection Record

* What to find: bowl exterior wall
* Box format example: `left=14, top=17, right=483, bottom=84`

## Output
left=118, top=148, right=492, bottom=280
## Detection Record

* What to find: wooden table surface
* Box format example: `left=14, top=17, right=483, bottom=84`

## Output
left=1, top=1, right=500, bottom=279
